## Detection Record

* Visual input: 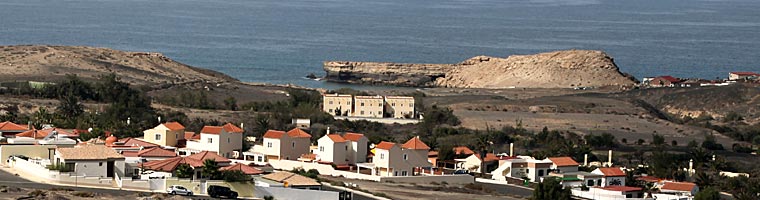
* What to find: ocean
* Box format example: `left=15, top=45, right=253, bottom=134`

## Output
left=1, top=0, right=759, bottom=88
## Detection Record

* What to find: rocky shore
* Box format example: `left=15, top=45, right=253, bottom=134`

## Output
left=324, top=50, right=638, bottom=89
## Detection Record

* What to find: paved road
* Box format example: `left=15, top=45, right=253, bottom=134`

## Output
left=322, top=185, right=376, bottom=200
left=477, top=182, right=534, bottom=198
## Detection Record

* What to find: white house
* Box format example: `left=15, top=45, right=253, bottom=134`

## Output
left=490, top=156, right=553, bottom=182
left=571, top=186, right=650, bottom=200
left=54, top=145, right=126, bottom=178
left=659, top=182, right=698, bottom=196
left=184, top=123, right=244, bottom=158
left=316, top=134, right=348, bottom=165
left=592, top=167, right=627, bottom=186
left=547, top=157, right=580, bottom=173
left=371, top=138, right=432, bottom=177
left=261, top=128, right=312, bottom=161
left=343, top=133, right=368, bottom=164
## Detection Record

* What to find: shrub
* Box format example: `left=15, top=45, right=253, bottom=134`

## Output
left=72, top=191, right=95, bottom=198
left=28, top=190, right=46, bottom=197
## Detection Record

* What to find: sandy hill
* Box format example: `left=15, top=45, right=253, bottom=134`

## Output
left=0, top=45, right=236, bottom=86
left=434, top=50, right=637, bottom=89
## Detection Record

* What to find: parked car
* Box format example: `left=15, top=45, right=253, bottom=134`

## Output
left=453, top=169, right=470, bottom=175
left=166, top=185, right=193, bottom=196
left=207, top=185, right=238, bottom=199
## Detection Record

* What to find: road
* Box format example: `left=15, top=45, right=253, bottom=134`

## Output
left=322, top=185, right=376, bottom=200
left=477, top=181, right=534, bottom=198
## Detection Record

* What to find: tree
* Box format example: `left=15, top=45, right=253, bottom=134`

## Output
left=79, top=128, right=104, bottom=142
left=201, top=159, right=220, bottom=179
left=531, top=177, right=571, bottom=200
left=56, top=93, right=84, bottom=119
left=437, top=145, right=456, bottom=161
left=694, top=187, right=720, bottom=200
left=701, top=135, right=724, bottom=150
left=175, top=163, right=194, bottom=179
left=223, top=97, right=238, bottom=111
left=652, top=134, right=665, bottom=146
left=221, top=170, right=249, bottom=182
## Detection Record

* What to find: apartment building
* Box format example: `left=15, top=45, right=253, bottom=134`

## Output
left=384, top=96, right=415, bottom=118
left=354, top=96, right=384, bottom=118
left=322, top=94, right=416, bottom=119
left=322, top=94, right=353, bottom=116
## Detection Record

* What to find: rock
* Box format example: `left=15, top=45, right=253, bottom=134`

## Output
left=323, top=50, right=637, bottom=89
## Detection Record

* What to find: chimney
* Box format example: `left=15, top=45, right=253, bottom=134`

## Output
left=326, top=127, right=331, bottom=135
left=584, top=154, right=588, bottom=166
left=689, top=159, right=694, bottom=176
left=608, top=150, right=613, bottom=167
left=509, top=143, right=514, bottom=157
left=240, top=123, right=244, bottom=129
left=158, top=116, right=162, bottom=123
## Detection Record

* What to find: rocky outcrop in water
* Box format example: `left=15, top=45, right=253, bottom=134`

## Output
left=324, top=50, right=637, bottom=89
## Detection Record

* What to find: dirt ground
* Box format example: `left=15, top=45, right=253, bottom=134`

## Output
left=0, top=185, right=187, bottom=200
left=320, top=176, right=523, bottom=200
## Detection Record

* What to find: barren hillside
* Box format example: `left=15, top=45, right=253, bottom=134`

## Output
left=435, top=50, right=637, bottom=89
left=0, top=45, right=236, bottom=86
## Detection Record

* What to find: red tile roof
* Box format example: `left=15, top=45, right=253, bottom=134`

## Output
left=342, top=133, right=365, bottom=142
left=326, top=134, right=346, bottom=143
left=661, top=182, right=697, bottom=192
left=656, top=76, right=680, bottom=83
left=163, top=122, right=185, bottom=131
left=599, top=186, right=642, bottom=192
left=135, top=148, right=177, bottom=158
left=220, top=163, right=264, bottom=175
left=453, top=146, right=475, bottom=155
left=548, top=157, right=579, bottom=167
left=117, top=138, right=159, bottom=148
left=636, top=176, right=663, bottom=183
left=475, top=153, right=500, bottom=162
left=201, top=126, right=223, bottom=134
left=376, top=141, right=396, bottom=150
left=186, top=151, right=231, bottom=163
left=15, top=128, right=73, bottom=139
left=287, top=128, right=311, bottom=138
left=141, top=157, right=202, bottom=172
left=598, top=167, right=626, bottom=177
left=0, top=121, right=28, bottom=131
left=184, top=132, right=196, bottom=140
left=402, top=136, right=430, bottom=150
left=730, top=72, right=760, bottom=76
left=263, top=130, right=286, bottom=138
left=222, top=123, right=243, bottom=133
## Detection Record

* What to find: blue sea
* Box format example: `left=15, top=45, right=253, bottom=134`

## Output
left=1, top=0, right=759, bottom=88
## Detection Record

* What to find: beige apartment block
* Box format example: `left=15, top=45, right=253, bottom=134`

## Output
left=323, top=94, right=353, bottom=116
left=384, top=96, right=415, bottom=118
left=354, top=96, right=384, bottom=118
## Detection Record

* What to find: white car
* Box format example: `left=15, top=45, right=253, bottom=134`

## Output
left=167, top=185, right=193, bottom=196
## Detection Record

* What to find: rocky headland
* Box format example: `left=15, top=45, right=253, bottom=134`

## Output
left=324, top=50, right=638, bottom=89
left=0, top=45, right=236, bottom=86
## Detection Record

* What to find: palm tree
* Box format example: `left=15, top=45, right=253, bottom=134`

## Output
left=201, top=159, right=219, bottom=180
left=175, top=163, right=194, bottom=179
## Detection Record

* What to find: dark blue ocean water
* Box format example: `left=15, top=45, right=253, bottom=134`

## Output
left=1, top=0, right=759, bottom=88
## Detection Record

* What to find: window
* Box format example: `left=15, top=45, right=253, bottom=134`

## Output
left=257, top=156, right=263, bottom=162
left=208, top=138, right=213, bottom=143
left=360, top=103, right=364, bottom=106
left=329, top=101, right=333, bottom=104
left=329, top=109, right=333, bottom=113
left=345, top=146, right=348, bottom=151
left=292, top=142, right=295, bottom=148
left=525, top=169, right=529, bottom=174
left=267, top=142, right=272, bottom=148
left=319, top=146, right=324, bottom=152
left=400, top=104, right=403, bottom=107
left=227, top=138, right=230, bottom=143
left=403, top=154, right=408, bottom=160
left=155, top=134, right=161, bottom=141
left=587, top=180, right=594, bottom=186
left=394, top=171, right=398, bottom=176
left=380, top=153, right=385, bottom=159
left=410, top=103, right=414, bottom=107
left=401, top=171, right=408, bottom=176
left=379, top=111, right=382, bottom=115
left=538, top=169, right=544, bottom=176
left=392, top=103, right=395, bottom=106
left=360, top=111, right=365, bottom=115
left=99, top=162, right=103, bottom=166
left=348, top=102, right=351, bottom=105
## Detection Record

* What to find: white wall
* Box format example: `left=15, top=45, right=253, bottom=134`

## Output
left=218, top=132, right=243, bottom=158
left=256, top=186, right=339, bottom=200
